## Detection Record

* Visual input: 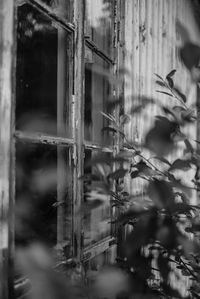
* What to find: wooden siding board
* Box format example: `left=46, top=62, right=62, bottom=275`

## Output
left=162, top=0, right=168, bottom=80
left=145, top=0, right=152, bottom=99
left=132, top=0, right=140, bottom=194
left=73, top=0, right=85, bottom=260
left=139, top=0, right=146, bottom=146
left=0, top=0, right=15, bottom=298
left=124, top=0, right=133, bottom=193
left=158, top=0, right=163, bottom=82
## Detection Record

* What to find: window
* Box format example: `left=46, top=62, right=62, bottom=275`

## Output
left=1, top=0, right=124, bottom=297
left=83, top=149, right=112, bottom=247
left=84, top=50, right=112, bottom=145
left=16, top=4, right=72, bottom=137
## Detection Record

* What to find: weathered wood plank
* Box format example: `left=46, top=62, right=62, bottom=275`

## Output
left=82, top=236, right=115, bottom=262
left=24, top=0, right=75, bottom=33
left=0, top=0, right=15, bottom=298
left=15, top=130, right=74, bottom=146
left=73, top=0, right=85, bottom=260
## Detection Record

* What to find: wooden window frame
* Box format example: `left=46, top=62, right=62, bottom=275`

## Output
left=0, top=0, right=125, bottom=297
left=81, top=0, right=125, bottom=262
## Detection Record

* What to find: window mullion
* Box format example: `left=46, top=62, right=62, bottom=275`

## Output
left=113, top=0, right=126, bottom=257
left=0, top=0, right=15, bottom=298
left=85, top=38, right=115, bottom=65
left=14, top=131, right=74, bottom=146
left=73, top=0, right=85, bottom=261
left=18, top=0, right=75, bottom=33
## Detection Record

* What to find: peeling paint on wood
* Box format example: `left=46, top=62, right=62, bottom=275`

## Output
left=124, top=0, right=200, bottom=197
left=0, top=0, right=15, bottom=298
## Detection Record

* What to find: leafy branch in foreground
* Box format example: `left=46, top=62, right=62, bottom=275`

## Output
left=91, top=44, right=200, bottom=296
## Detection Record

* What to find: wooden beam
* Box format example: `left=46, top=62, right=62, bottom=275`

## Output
left=15, top=130, right=74, bottom=146
left=21, top=0, right=75, bottom=33
left=73, top=0, right=85, bottom=260
left=84, top=141, right=113, bottom=153
left=85, top=38, right=115, bottom=65
left=0, top=0, right=15, bottom=298
left=82, top=236, right=116, bottom=262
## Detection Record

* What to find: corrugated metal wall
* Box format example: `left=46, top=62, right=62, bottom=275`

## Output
left=124, top=0, right=200, bottom=201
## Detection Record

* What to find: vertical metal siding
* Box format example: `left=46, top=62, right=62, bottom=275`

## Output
left=124, top=0, right=200, bottom=295
left=124, top=0, right=200, bottom=195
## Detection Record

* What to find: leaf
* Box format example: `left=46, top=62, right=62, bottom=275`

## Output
left=130, top=96, right=156, bottom=115
left=116, top=208, right=150, bottom=225
left=155, top=80, right=166, bottom=87
left=176, top=21, right=190, bottom=43
left=169, top=159, right=191, bottom=171
left=149, top=245, right=162, bottom=250
left=172, top=129, right=186, bottom=142
left=173, top=105, right=186, bottom=112
left=106, top=96, right=122, bottom=110
left=181, top=269, right=190, bottom=276
left=180, top=42, right=200, bottom=70
left=173, top=87, right=187, bottom=103
left=169, top=203, right=192, bottom=214
left=153, top=156, right=172, bottom=166
left=162, top=106, right=185, bottom=124
left=145, top=118, right=178, bottom=156
left=133, top=161, right=157, bottom=177
left=185, top=227, right=193, bottom=233
left=108, top=168, right=127, bottom=180
left=80, top=173, right=100, bottom=181
left=186, top=223, right=200, bottom=233
left=166, top=69, right=176, bottom=78
left=131, top=170, right=139, bottom=179
left=182, top=108, right=196, bottom=122
left=154, top=73, right=164, bottom=80
left=158, top=254, right=170, bottom=281
left=148, top=179, right=174, bottom=209
left=120, top=114, right=130, bottom=125
left=130, top=104, right=145, bottom=114
left=85, top=192, right=109, bottom=204
left=100, top=111, right=116, bottom=123
left=166, top=76, right=174, bottom=89
left=156, top=90, right=173, bottom=97
left=184, top=139, right=194, bottom=154
left=102, top=125, right=125, bottom=137
left=190, top=291, right=200, bottom=299
left=161, top=283, right=185, bottom=298
left=170, top=180, right=192, bottom=197
left=155, top=115, right=170, bottom=122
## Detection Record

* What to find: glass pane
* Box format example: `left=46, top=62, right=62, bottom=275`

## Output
left=85, top=0, right=114, bottom=56
left=38, top=0, right=73, bottom=21
left=84, top=50, right=113, bottom=145
left=16, top=4, right=72, bottom=137
left=15, top=141, right=73, bottom=252
left=84, top=252, right=107, bottom=283
left=83, top=150, right=111, bottom=247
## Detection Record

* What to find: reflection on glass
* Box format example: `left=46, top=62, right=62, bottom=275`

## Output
left=16, top=4, right=72, bottom=137
left=15, top=142, right=73, bottom=248
left=40, top=0, right=73, bottom=21
left=84, top=50, right=112, bottom=145
left=85, top=0, right=113, bottom=56
left=84, top=252, right=107, bottom=283
left=84, top=150, right=111, bottom=247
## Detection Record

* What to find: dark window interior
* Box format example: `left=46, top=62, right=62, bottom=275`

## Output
left=16, top=4, right=58, bottom=135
